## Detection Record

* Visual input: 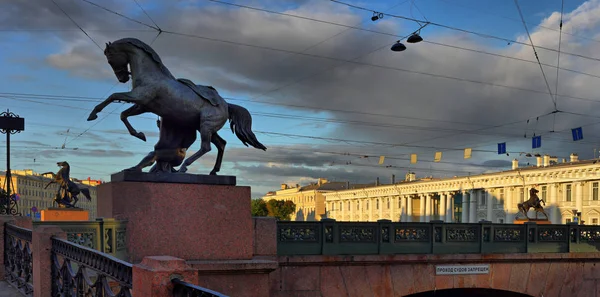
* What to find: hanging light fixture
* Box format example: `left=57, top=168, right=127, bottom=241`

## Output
left=390, top=41, right=406, bottom=52
left=406, top=33, right=423, bottom=43
left=371, top=12, right=383, bottom=22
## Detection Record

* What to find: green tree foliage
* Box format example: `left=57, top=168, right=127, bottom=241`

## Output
left=251, top=198, right=268, bottom=217
left=266, top=199, right=296, bottom=221
left=251, top=198, right=296, bottom=220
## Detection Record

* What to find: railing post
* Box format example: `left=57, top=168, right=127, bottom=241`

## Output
left=320, top=218, right=335, bottom=255
left=430, top=220, right=443, bottom=254
left=32, top=225, right=65, bottom=297
left=0, top=216, right=16, bottom=281
left=479, top=220, right=492, bottom=254
left=524, top=222, right=537, bottom=253
left=377, top=219, right=392, bottom=254
left=96, top=217, right=105, bottom=253
left=567, top=222, right=579, bottom=252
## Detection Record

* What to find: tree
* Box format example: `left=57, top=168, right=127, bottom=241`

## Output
left=251, top=198, right=268, bottom=217
left=266, top=199, right=296, bottom=221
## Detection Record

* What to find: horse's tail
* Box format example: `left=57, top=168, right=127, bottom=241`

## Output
left=227, top=104, right=267, bottom=151
left=81, top=188, right=92, bottom=201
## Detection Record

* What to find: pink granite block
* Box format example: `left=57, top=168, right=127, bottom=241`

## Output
left=340, top=266, right=373, bottom=297
left=412, top=264, right=435, bottom=293
left=196, top=274, right=271, bottom=297
left=253, top=217, right=277, bottom=257
left=543, top=263, right=569, bottom=297
left=281, top=266, right=320, bottom=291
left=435, top=275, right=454, bottom=290
left=560, top=263, right=585, bottom=297
left=32, top=226, right=65, bottom=297
left=365, top=265, right=393, bottom=297
left=390, top=265, right=415, bottom=296
left=585, top=263, right=600, bottom=280
left=490, top=263, right=512, bottom=291
left=474, top=269, right=491, bottom=289
left=525, top=262, right=551, bottom=297
left=133, top=256, right=199, bottom=297
left=320, top=266, right=348, bottom=297
left=98, top=182, right=253, bottom=262
left=577, top=280, right=596, bottom=297
left=269, top=268, right=282, bottom=294
left=272, top=292, right=322, bottom=297
left=508, top=263, right=531, bottom=294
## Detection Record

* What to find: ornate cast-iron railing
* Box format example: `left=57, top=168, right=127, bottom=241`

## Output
left=172, top=278, right=229, bottom=297
left=51, top=237, right=133, bottom=297
left=34, top=218, right=127, bottom=260
left=3, top=223, right=33, bottom=296
left=277, top=219, right=600, bottom=255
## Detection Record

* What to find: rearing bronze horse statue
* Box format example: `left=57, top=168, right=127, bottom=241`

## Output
left=517, top=187, right=548, bottom=220
left=42, top=161, right=91, bottom=208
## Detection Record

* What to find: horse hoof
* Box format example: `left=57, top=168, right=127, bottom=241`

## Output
left=209, top=171, right=218, bottom=176
left=135, top=132, right=147, bottom=142
left=178, top=167, right=188, bottom=173
left=87, top=114, right=98, bottom=121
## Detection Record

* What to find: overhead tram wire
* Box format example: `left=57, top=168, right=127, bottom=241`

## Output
left=209, top=0, right=411, bottom=104
left=5, top=91, right=600, bottom=148
left=73, top=0, right=600, bottom=105
left=204, top=0, right=600, bottom=81
left=513, top=0, right=557, bottom=111
left=51, top=0, right=102, bottom=50
left=435, top=0, right=600, bottom=46
left=80, top=0, right=159, bottom=31
left=553, top=0, right=566, bottom=131
left=329, top=0, right=600, bottom=64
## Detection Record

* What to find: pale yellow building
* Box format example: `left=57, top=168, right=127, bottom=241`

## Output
left=323, top=154, right=600, bottom=225
left=261, top=178, right=350, bottom=221
left=0, top=169, right=100, bottom=220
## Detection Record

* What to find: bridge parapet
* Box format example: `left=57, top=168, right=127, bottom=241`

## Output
left=277, top=220, right=600, bottom=255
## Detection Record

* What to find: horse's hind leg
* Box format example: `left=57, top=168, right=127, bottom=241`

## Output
left=210, top=133, right=227, bottom=176
left=179, top=128, right=212, bottom=173
left=121, top=104, right=148, bottom=141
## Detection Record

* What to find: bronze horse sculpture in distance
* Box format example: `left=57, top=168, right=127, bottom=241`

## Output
left=42, top=161, right=91, bottom=208
left=86, top=38, right=266, bottom=174
left=517, top=187, right=549, bottom=220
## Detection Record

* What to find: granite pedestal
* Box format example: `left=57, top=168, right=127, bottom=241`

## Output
left=513, top=218, right=552, bottom=224
left=97, top=171, right=253, bottom=263
left=40, top=208, right=89, bottom=221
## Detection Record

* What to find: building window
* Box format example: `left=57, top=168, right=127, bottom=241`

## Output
left=366, top=201, right=369, bottom=210
left=593, top=182, right=599, bottom=201
left=593, top=218, right=599, bottom=225
left=566, top=218, right=572, bottom=224
left=498, top=189, right=505, bottom=205
left=566, top=185, right=572, bottom=202
left=481, top=194, right=486, bottom=206
left=376, top=199, right=379, bottom=210
left=499, top=219, right=504, bottom=224
left=541, top=186, right=547, bottom=200
left=398, top=198, right=401, bottom=208
left=357, top=201, right=360, bottom=210
left=339, top=202, right=342, bottom=211
left=347, top=201, right=350, bottom=211
left=387, top=198, right=390, bottom=209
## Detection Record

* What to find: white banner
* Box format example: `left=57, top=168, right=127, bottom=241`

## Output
left=435, top=264, right=490, bottom=275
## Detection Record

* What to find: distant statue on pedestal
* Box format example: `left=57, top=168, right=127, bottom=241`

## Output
left=517, top=185, right=548, bottom=220
left=42, top=161, right=91, bottom=208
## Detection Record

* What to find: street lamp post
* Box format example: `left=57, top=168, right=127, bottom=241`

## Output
left=0, top=109, right=24, bottom=215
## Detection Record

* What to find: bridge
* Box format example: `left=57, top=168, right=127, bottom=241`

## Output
left=272, top=220, right=600, bottom=297
left=3, top=216, right=600, bottom=296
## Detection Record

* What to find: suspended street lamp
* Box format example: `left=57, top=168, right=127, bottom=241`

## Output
left=389, top=23, right=429, bottom=52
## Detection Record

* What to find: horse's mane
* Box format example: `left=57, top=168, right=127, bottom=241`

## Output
left=112, top=38, right=175, bottom=79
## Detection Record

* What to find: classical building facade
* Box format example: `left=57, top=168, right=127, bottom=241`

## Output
left=261, top=178, right=351, bottom=221
left=318, top=155, right=600, bottom=225
left=0, top=169, right=101, bottom=219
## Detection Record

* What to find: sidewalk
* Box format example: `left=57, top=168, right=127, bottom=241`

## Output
left=0, top=281, right=23, bottom=297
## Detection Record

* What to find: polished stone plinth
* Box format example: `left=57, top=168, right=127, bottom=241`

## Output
left=110, top=170, right=236, bottom=185
left=513, top=218, right=552, bottom=224
left=40, top=208, right=89, bottom=221
left=97, top=179, right=253, bottom=263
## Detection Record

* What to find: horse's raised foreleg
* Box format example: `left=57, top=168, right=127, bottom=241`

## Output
left=209, top=132, right=226, bottom=175
left=179, top=129, right=212, bottom=173
left=120, top=104, right=148, bottom=141
left=87, top=89, right=149, bottom=121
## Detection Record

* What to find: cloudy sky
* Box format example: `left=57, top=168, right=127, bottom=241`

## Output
left=2, top=0, right=600, bottom=198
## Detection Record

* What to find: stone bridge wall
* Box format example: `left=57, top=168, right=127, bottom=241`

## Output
left=270, top=253, right=600, bottom=297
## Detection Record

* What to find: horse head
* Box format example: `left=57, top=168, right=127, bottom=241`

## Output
left=104, top=41, right=131, bottom=83
left=56, top=161, right=70, bottom=168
